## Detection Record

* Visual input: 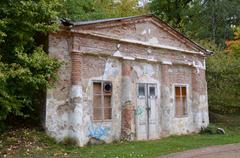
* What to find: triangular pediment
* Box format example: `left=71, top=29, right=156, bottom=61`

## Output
left=72, top=15, right=208, bottom=55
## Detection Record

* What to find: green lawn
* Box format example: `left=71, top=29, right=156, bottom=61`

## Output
left=1, top=113, right=240, bottom=158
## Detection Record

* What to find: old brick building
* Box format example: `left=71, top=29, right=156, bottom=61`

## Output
left=46, top=15, right=210, bottom=146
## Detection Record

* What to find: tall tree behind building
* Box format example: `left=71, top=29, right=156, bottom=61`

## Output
left=150, top=0, right=240, bottom=46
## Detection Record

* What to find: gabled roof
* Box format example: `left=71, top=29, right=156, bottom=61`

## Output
left=72, top=15, right=151, bottom=26
left=65, top=14, right=213, bottom=55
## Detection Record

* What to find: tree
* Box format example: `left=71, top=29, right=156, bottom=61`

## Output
left=225, top=27, right=240, bottom=55
left=149, top=0, right=193, bottom=30
left=62, top=0, right=149, bottom=21
left=185, top=0, right=240, bottom=45
left=0, top=0, right=62, bottom=127
left=150, top=0, right=240, bottom=46
left=206, top=28, right=240, bottom=113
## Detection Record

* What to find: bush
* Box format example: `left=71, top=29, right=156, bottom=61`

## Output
left=200, top=124, right=225, bottom=135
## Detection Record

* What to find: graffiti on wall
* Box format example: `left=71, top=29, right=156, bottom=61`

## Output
left=88, top=123, right=110, bottom=139
left=135, top=106, right=144, bottom=116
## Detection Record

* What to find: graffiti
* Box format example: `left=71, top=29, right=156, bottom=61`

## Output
left=135, top=106, right=144, bottom=116
left=88, top=123, right=110, bottom=139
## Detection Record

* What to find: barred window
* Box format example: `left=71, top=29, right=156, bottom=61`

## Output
left=93, top=81, right=112, bottom=121
left=175, top=85, right=187, bottom=117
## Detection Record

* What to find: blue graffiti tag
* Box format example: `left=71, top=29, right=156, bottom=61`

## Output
left=135, top=106, right=144, bottom=116
left=88, top=124, right=110, bottom=139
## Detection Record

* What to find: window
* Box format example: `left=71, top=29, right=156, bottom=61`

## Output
left=149, top=86, right=156, bottom=97
left=93, top=81, right=112, bottom=121
left=138, top=84, right=145, bottom=97
left=175, top=85, right=187, bottom=117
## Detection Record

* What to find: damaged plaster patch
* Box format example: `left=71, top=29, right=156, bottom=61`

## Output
left=102, top=59, right=121, bottom=79
left=148, top=37, right=159, bottom=44
left=193, top=60, right=205, bottom=70
left=143, top=64, right=154, bottom=76
left=148, top=28, right=151, bottom=34
left=70, top=85, right=83, bottom=99
left=162, top=60, right=172, bottom=65
left=141, top=29, right=147, bottom=35
left=56, top=101, right=73, bottom=115
left=123, top=56, right=135, bottom=60
left=113, top=50, right=123, bottom=57
left=133, top=64, right=155, bottom=78
left=147, top=56, right=158, bottom=62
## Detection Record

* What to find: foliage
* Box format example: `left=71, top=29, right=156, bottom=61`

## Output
left=200, top=124, right=220, bottom=135
left=150, top=0, right=240, bottom=46
left=185, top=0, right=240, bottom=45
left=225, top=27, right=240, bottom=54
left=149, top=0, right=192, bottom=30
left=62, top=0, right=149, bottom=21
left=206, top=28, right=240, bottom=114
left=0, top=0, right=62, bottom=125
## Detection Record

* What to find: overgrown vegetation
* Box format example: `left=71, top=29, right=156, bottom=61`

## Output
left=0, top=0, right=62, bottom=128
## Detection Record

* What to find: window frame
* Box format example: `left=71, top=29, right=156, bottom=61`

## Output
left=92, top=80, right=112, bottom=122
left=173, top=83, right=188, bottom=118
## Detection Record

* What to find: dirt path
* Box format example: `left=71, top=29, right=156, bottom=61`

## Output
left=160, top=143, right=240, bottom=158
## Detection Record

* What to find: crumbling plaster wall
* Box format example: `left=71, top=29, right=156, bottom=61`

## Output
left=46, top=24, right=209, bottom=146
left=75, top=21, right=196, bottom=52
left=167, top=65, right=194, bottom=135
left=46, top=32, right=73, bottom=140
left=74, top=34, right=205, bottom=68
left=81, top=55, right=122, bottom=144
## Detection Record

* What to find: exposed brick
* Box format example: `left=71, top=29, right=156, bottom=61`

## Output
left=122, top=61, right=131, bottom=76
left=71, top=53, right=82, bottom=85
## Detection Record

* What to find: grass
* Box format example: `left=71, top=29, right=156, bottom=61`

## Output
left=1, top=113, right=240, bottom=158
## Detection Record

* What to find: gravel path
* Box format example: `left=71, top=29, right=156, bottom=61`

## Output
left=160, top=143, right=240, bottom=158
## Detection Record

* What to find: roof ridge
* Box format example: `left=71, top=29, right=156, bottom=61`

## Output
left=72, top=14, right=153, bottom=26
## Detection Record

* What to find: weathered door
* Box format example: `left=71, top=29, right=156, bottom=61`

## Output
left=136, top=83, right=158, bottom=140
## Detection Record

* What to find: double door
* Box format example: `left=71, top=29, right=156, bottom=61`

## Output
left=136, top=83, right=159, bottom=140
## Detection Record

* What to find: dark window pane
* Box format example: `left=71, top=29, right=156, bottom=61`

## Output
left=138, top=84, right=145, bottom=96
left=103, top=82, right=112, bottom=94
left=149, top=86, right=156, bottom=96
